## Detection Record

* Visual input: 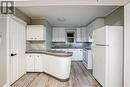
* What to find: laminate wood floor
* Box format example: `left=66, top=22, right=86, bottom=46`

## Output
left=11, top=62, right=101, bottom=87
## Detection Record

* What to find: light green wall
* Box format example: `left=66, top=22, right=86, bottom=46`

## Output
left=15, top=8, right=31, bottom=24
left=30, top=19, right=49, bottom=25
left=104, top=6, right=124, bottom=26
left=0, top=7, right=31, bottom=24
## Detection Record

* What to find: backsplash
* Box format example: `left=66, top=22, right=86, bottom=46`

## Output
left=26, top=41, right=92, bottom=51
left=26, top=41, right=46, bottom=51
left=51, top=42, right=92, bottom=48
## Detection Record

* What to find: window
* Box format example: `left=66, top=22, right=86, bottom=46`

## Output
left=67, top=32, right=75, bottom=43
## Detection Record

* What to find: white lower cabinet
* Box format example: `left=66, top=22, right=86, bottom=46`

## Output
left=52, top=49, right=83, bottom=61
left=26, top=54, right=43, bottom=72
left=26, top=54, right=35, bottom=72
left=25, top=53, right=71, bottom=80
left=35, top=54, right=43, bottom=72
left=72, top=49, right=83, bottom=61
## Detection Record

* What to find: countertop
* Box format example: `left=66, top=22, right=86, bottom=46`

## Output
left=52, top=47, right=91, bottom=50
left=26, top=50, right=73, bottom=57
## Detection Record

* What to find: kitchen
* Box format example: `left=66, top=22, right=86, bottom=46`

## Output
left=0, top=0, right=129, bottom=87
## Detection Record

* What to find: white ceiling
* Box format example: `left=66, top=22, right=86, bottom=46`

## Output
left=18, top=6, right=118, bottom=26
left=15, top=0, right=129, bottom=6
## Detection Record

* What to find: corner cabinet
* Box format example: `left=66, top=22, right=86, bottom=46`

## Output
left=26, top=54, right=43, bottom=72
left=27, top=25, right=46, bottom=40
left=52, top=27, right=66, bottom=42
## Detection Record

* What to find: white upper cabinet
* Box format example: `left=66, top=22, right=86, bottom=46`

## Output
left=76, top=27, right=87, bottom=42
left=52, top=27, right=66, bottom=42
left=76, top=28, right=82, bottom=42
left=81, top=27, right=87, bottom=42
left=52, top=28, right=58, bottom=42
left=27, top=25, right=46, bottom=40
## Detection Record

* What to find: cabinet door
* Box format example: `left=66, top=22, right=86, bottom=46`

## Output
left=72, top=50, right=77, bottom=61
left=87, top=50, right=92, bottom=69
left=76, top=28, right=82, bottom=42
left=59, top=28, right=66, bottom=42
left=26, top=54, right=35, bottom=72
left=53, top=27, right=66, bottom=42
left=76, top=49, right=83, bottom=61
left=27, top=26, right=33, bottom=40
left=52, top=28, right=59, bottom=42
left=34, top=54, right=43, bottom=72
left=43, top=26, right=46, bottom=40
left=81, top=27, right=87, bottom=42
left=86, top=26, right=90, bottom=42
left=27, top=25, right=44, bottom=40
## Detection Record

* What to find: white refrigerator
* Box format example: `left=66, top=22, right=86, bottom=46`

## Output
left=92, top=26, right=123, bottom=87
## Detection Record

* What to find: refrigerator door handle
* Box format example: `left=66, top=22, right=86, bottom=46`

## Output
left=95, top=44, right=109, bottom=46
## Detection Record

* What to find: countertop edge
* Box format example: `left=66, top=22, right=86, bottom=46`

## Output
left=25, top=51, right=73, bottom=57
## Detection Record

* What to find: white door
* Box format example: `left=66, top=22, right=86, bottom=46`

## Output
left=21, top=23, right=26, bottom=75
left=10, top=18, right=19, bottom=84
left=17, top=22, right=26, bottom=77
left=92, top=45, right=108, bottom=87
left=93, top=26, right=108, bottom=45
left=17, top=20, right=22, bottom=78
left=10, top=18, right=26, bottom=84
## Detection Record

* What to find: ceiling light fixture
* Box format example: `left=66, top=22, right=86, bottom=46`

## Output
left=57, top=17, right=66, bottom=22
